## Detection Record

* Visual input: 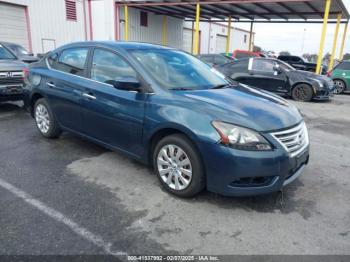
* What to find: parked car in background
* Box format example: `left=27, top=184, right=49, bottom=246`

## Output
left=0, top=42, right=39, bottom=64
left=232, top=50, right=262, bottom=59
left=217, top=57, right=334, bottom=102
left=0, top=43, right=27, bottom=102
left=277, top=55, right=328, bottom=75
left=327, top=60, right=350, bottom=94
left=24, top=41, right=309, bottom=198
left=197, top=54, right=235, bottom=67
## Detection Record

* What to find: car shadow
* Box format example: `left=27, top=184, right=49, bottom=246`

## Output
left=0, top=101, right=24, bottom=114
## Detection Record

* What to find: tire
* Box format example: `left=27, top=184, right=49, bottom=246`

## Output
left=34, top=98, right=61, bottom=138
left=153, top=134, right=205, bottom=198
left=291, top=84, right=313, bottom=102
left=333, top=79, right=346, bottom=94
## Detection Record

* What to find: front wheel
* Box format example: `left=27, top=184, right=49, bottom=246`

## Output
left=153, top=134, right=205, bottom=198
left=333, top=79, right=346, bottom=94
left=34, top=98, right=61, bottom=138
left=291, top=84, right=313, bottom=102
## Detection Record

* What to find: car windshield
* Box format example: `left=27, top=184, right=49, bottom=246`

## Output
left=7, top=43, right=30, bottom=56
left=130, top=49, right=228, bottom=90
left=0, top=45, right=16, bottom=60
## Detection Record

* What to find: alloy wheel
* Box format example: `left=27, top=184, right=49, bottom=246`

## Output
left=35, top=104, right=50, bottom=134
left=294, top=85, right=309, bottom=101
left=157, top=144, right=192, bottom=191
left=333, top=80, right=345, bottom=94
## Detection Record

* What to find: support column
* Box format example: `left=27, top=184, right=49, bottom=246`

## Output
left=248, top=21, right=254, bottom=51
left=162, top=16, right=167, bottom=46
left=193, top=3, right=200, bottom=55
left=339, top=20, right=349, bottom=61
left=124, top=5, right=129, bottom=41
left=316, top=0, right=331, bottom=74
left=226, top=16, right=232, bottom=56
left=328, top=13, right=342, bottom=69
left=115, top=4, right=120, bottom=40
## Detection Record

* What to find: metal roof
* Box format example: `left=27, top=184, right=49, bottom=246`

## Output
left=116, top=0, right=350, bottom=22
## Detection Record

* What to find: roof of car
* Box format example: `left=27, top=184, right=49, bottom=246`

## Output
left=58, top=41, right=171, bottom=51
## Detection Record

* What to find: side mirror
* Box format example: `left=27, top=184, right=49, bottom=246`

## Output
left=107, top=76, right=141, bottom=92
left=28, top=53, right=34, bottom=56
left=273, top=64, right=282, bottom=75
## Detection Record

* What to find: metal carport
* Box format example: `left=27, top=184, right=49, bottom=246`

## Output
left=116, top=0, right=349, bottom=73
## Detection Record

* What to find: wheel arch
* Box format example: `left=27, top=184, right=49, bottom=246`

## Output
left=30, top=92, right=45, bottom=117
left=146, top=124, right=204, bottom=168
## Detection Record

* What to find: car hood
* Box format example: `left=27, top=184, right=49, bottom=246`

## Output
left=292, top=70, right=330, bottom=82
left=177, top=85, right=302, bottom=132
left=0, top=59, right=26, bottom=71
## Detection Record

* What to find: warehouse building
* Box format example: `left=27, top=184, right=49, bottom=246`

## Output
left=0, top=0, right=91, bottom=54
left=0, top=0, right=253, bottom=55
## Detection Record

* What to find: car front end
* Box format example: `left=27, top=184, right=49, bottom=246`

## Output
left=310, top=76, right=335, bottom=100
left=0, top=44, right=27, bottom=102
left=199, top=121, right=309, bottom=196
left=0, top=64, right=27, bottom=102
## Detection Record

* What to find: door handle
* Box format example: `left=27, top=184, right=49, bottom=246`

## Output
left=46, top=82, right=56, bottom=88
left=82, top=93, right=96, bottom=100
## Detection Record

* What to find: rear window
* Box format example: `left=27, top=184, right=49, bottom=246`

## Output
left=336, top=62, right=350, bottom=70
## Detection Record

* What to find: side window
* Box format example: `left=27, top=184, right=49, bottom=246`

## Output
left=90, top=49, right=137, bottom=85
left=251, top=59, right=275, bottom=73
left=49, top=48, right=88, bottom=76
left=337, top=62, right=350, bottom=70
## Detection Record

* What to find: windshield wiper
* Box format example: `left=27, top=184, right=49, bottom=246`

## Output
left=169, top=87, right=193, bottom=91
left=211, top=84, right=230, bottom=89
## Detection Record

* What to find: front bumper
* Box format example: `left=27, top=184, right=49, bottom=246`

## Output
left=0, top=84, right=24, bottom=102
left=198, top=139, right=309, bottom=197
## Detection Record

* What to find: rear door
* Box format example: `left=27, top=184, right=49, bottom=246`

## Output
left=81, top=47, right=146, bottom=156
left=44, top=47, right=90, bottom=132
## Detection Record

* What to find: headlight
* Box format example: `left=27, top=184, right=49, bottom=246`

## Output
left=313, top=79, right=324, bottom=88
left=212, top=121, right=272, bottom=151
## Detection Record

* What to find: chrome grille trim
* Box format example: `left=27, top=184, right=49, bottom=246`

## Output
left=271, top=122, right=309, bottom=158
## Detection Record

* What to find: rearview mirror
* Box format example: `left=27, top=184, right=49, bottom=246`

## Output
left=107, top=76, right=141, bottom=92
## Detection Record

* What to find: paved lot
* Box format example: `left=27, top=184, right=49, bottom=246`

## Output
left=0, top=95, right=349, bottom=257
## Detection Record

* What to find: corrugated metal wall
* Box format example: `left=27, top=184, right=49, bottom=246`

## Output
left=184, top=21, right=252, bottom=54
left=27, top=0, right=89, bottom=54
left=119, top=7, right=183, bottom=49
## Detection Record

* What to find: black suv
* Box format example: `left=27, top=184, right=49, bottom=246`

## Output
left=0, top=44, right=27, bottom=102
left=278, top=55, right=327, bottom=75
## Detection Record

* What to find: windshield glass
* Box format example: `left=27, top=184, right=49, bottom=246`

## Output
left=0, top=45, right=16, bottom=60
left=129, top=49, right=228, bottom=90
left=7, top=43, right=30, bottom=56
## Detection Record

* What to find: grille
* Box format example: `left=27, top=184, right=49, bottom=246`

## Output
left=0, top=78, right=23, bottom=85
left=0, top=71, right=24, bottom=85
left=271, top=122, right=309, bottom=158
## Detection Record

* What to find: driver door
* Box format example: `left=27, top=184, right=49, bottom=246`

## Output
left=248, top=58, right=287, bottom=93
left=81, top=48, right=146, bottom=157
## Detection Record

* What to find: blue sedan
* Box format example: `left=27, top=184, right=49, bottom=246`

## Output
left=23, top=41, right=309, bottom=197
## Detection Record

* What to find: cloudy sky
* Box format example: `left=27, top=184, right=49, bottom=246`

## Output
left=239, top=0, right=350, bottom=56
